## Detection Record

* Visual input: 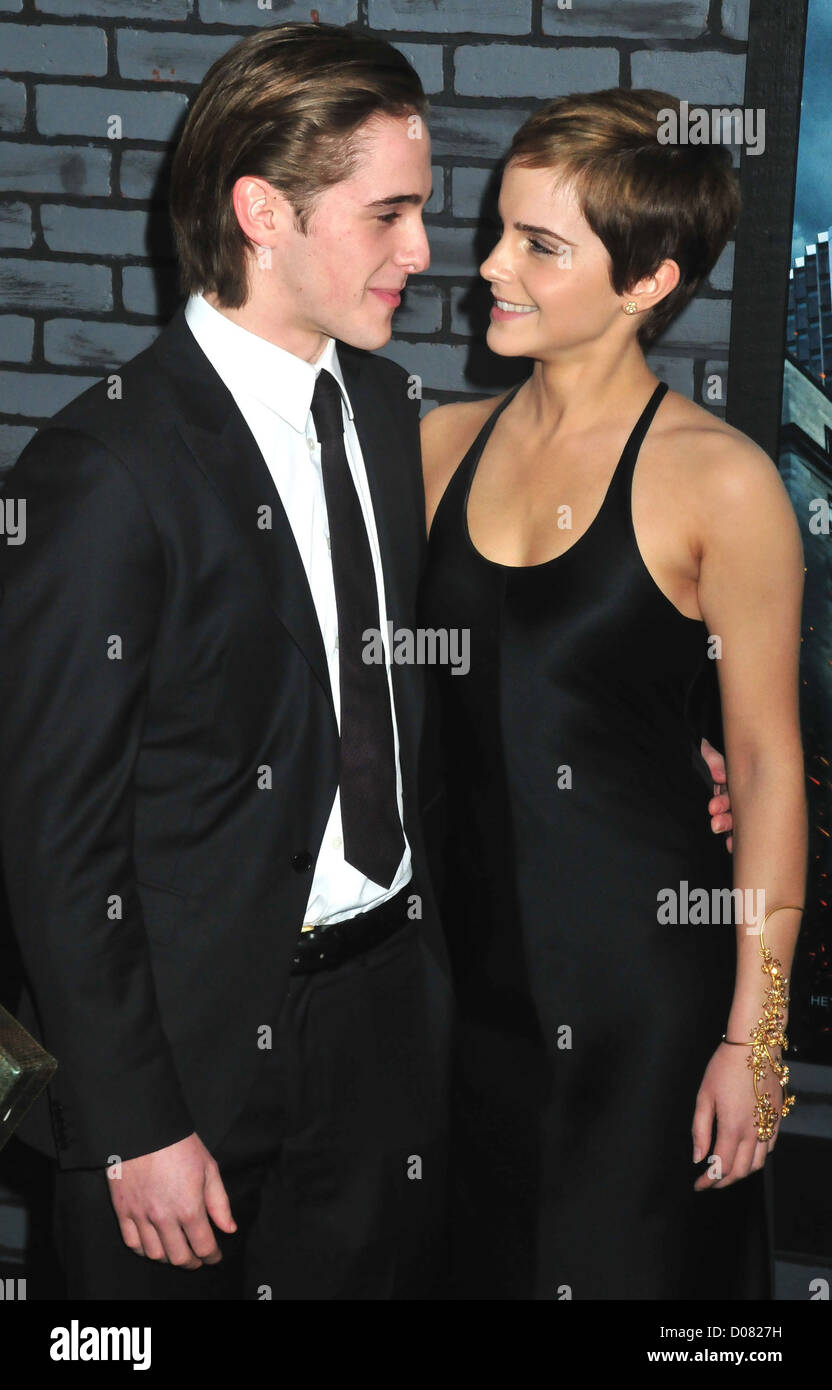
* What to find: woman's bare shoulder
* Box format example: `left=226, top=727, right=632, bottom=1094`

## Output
left=420, top=392, right=512, bottom=532
left=656, top=389, right=788, bottom=512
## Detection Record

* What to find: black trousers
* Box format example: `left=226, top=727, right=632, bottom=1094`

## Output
left=52, top=916, right=453, bottom=1299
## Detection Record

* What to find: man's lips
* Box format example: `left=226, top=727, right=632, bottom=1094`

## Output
left=369, top=287, right=403, bottom=306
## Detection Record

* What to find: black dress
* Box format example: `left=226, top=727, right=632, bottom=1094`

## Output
left=419, top=380, right=771, bottom=1300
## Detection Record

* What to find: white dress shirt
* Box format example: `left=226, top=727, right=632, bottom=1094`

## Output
left=184, top=292, right=412, bottom=925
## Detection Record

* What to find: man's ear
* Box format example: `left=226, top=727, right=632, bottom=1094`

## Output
left=230, top=175, right=295, bottom=248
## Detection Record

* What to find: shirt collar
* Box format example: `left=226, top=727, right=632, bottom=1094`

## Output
left=184, top=291, right=354, bottom=434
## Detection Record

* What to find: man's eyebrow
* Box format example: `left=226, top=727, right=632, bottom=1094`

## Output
left=364, top=189, right=433, bottom=208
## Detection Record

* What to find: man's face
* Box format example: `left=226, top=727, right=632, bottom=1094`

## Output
left=256, top=113, right=432, bottom=358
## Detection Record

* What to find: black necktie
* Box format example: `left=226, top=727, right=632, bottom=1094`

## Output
left=310, top=368, right=405, bottom=889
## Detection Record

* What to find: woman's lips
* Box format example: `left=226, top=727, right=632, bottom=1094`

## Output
left=490, top=298, right=538, bottom=321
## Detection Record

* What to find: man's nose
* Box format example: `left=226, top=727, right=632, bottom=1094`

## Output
left=398, top=220, right=430, bottom=274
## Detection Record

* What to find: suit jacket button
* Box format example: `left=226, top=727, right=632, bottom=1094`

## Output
left=291, top=851, right=313, bottom=873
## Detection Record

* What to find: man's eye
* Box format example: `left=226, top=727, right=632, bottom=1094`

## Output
left=378, top=211, right=400, bottom=224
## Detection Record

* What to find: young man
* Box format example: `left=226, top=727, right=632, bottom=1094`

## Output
left=0, top=22, right=451, bottom=1300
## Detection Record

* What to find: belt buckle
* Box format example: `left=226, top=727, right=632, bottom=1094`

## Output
left=297, top=920, right=344, bottom=970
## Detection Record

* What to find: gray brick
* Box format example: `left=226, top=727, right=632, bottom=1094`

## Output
left=122, top=265, right=178, bottom=317
left=392, top=284, right=442, bottom=335
left=0, top=315, right=34, bottom=363
left=701, top=359, right=728, bottom=407
left=44, top=317, right=159, bottom=367
left=428, top=105, right=533, bottom=160
left=644, top=354, right=694, bottom=399
left=0, top=144, right=111, bottom=196
left=543, top=0, right=707, bottom=38
left=198, top=0, right=356, bottom=25
left=117, top=29, right=233, bottom=85
left=422, top=225, right=480, bottom=277
left=0, top=202, right=32, bottom=249
left=708, top=241, right=734, bottom=292
left=426, top=164, right=443, bottom=214
left=0, top=23, right=107, bottom=76
left=452, top=166, right=499, bottom=220
left=119, top=148, right=170, bottom=201
left=455, top=44, right=618, bottom=98
left=41, top=205, right=149, bottom=257
left=369, top=0, right=530, bottom=35
left=378, top=339, right=472, bottom=394
left=721, top=0, right=750, bottom=40
left=392, top=42, right=443, bottom=96
left=0, top=80, right=25, bottom=133
left=658, top=296, right=731, bottom=349
left=0, top=369, right=100, bottom=417
left=0, top=425, right=36, bottom=475
left=36, top=85, right=189, bottom=142
left=36, top=0, right=190, bottom=16
left=0, top=259, right=112, bottom=312
left=630, top=51, right=746, bottom=106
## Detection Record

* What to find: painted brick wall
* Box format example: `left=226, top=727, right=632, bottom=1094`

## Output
left=0, top=0, right=749, bottom=472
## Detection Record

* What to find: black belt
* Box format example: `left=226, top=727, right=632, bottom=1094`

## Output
left=291, top=881, right=414, bottom=974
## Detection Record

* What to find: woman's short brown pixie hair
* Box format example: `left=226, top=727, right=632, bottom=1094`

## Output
left=169, top=22, right=427, bottom=307
left=506, top=88, right=741, bottom=347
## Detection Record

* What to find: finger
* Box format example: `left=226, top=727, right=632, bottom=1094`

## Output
left=695, top=1126, right=739, bottom=1190
left=712, top=1137, right=757, bottom=1188
left=691, top=1095, right=715, bottom=1170
left=725, top=833, right=733, bottom=854
left=700, top=738, right=727, bottom=784
left=708, top=793, right=730, bottom=816
left=204, top=1165, right=237, bottom=1235
left=118, top=1216, right=145, bottom=1258
left=155, top=1220, right=202, bottom=1270
left=750, top=1140, right=768, bottom=1172
left=137, top=1219, right=169, bottom=1263
left=183, top=1212, right=223, bottom=1264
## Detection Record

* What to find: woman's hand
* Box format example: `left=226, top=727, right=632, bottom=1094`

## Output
left=691, top=1042, right=783, bottom=1191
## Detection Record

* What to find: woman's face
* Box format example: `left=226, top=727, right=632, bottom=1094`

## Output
left=480, top=160, right=630, bottom=358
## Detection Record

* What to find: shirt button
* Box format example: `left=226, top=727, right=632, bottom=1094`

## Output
left=307, top=437, right=315, bottom=451
left=332, top=835, right=343, bottom=850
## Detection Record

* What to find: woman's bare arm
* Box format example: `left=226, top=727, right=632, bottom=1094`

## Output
left=692, top=430, right=806, bottom=1186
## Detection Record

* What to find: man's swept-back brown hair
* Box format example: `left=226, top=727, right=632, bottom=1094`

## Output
left=506, top=89, right=741, bottom=347
left=169, top=22, right=427, bottom=307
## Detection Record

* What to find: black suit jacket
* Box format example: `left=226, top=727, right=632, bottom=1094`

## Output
left=0, top=304, right=450, bottom=1170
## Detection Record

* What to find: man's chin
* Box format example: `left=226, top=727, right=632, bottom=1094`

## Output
left=331, top=316, right=394, bottom=351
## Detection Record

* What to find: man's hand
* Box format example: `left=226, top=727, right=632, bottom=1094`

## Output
left=107, top=1132, right=236, bottom=1269
left=701, top=737, right=733, bottom=853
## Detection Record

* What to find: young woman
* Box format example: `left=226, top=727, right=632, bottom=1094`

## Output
left=419, top=89, right=806, bottom=1300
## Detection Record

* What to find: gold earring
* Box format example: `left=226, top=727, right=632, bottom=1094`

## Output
left=623, top=301, right=638, bottom=315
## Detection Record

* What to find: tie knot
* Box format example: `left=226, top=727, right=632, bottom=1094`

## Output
left=310, top=368, right=344, bottom=443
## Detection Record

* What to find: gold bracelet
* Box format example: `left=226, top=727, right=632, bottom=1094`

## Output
left=742, top=904, right=803, bottom=1141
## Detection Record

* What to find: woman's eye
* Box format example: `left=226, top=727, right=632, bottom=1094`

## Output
left=526, top=237, right=554, bottom=256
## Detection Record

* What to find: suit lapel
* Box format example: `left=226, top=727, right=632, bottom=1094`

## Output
left=337, top=347, right=412, bottom=643
left=154, top=309, right=419, bottom=738
left=155, top=307, right=334, bottom=714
